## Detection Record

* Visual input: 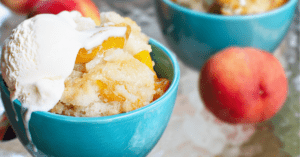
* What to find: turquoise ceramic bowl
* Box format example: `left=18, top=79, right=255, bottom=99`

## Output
left=155, top=0, right=298, bottom=70
left=0, top=38, right=180, bottom=157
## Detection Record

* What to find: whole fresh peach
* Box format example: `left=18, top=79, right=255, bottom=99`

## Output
left=28, top=0, right=101, bottom=25
left=0, top=0, right=40, bottom=14
left=199, top=47, right=288, bottom=124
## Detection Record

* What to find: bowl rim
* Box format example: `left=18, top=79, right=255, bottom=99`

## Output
left=160, top=0, right=298, bottom=20
left=1, top=38, right=180, bottom=123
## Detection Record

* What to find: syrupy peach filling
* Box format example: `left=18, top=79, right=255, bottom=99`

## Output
left=74, top=23, right=169, bottom=108
left=153, top=78, right=170, bottom=101
left=134, top=50, right=154, bottom=72
left=134, top=50, right=170, bottom=101
left=96, top=80, right=126, bottom=102
left=75, top=37, right=125, bottom=64
left=75, top=24, right=131, bottom=64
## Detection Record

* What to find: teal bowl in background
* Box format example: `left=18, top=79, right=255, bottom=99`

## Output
left=155, top=0, right=298, bottom=70
left=0, top=38, right=180, bottom=157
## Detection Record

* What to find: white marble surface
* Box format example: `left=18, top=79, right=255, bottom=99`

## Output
left=0, top=1, right=299, bottom=157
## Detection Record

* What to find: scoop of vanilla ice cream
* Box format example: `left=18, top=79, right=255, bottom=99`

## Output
left=0, top=11, right=95, bottom=112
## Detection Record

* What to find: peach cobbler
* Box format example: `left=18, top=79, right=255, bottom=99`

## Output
left=50, top=12, right=170, bottom=117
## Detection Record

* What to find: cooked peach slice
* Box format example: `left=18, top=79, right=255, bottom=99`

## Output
left=133, top=50, right=154, bottom=71
left=96, top=80, right=126, bottom=102
left=75, top=45, right=100, bottom=64
left=75, top=24, right=131, bottom=64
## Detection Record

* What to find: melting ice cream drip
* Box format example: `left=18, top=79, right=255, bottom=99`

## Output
left=9, top=100, right=37, bottom=153
left=21, top=106, right=37, bottom=152
left=239, top=0, right=246, bottom=6
left=12, top=102, right=18, bottom=121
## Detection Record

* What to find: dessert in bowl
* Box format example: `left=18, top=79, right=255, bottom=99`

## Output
left=155, top=0, right=297, bottom=69
left=0, top=11, right=180, bottom=157
left=172, top=0, right=289, bottom=15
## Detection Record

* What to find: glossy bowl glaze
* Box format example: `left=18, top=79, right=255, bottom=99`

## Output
left=0, top=38, right=180, bottom=157
left=155, top=0, right=298, bottom=69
